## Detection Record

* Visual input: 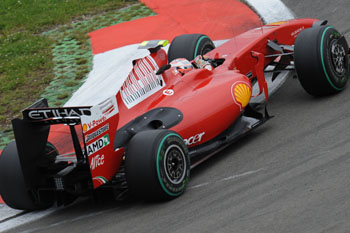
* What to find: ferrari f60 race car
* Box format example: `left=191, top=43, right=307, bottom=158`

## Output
left=0, top=18, right=349, bottom=210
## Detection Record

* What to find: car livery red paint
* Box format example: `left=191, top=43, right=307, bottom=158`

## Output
left=0, top=18, right=349, bottom=210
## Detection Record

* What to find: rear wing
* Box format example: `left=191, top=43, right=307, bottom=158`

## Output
left=12, top=96, right=123, bottom=190
left=138, top=39, right=169, bottom=53
left=21, top=98, right=92, bottom=125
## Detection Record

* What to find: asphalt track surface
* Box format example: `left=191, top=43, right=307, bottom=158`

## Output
left=3, top=1, right=350, bottom=233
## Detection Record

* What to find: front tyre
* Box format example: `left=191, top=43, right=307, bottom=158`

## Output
left=168, top=34, right=215, bottom=62
left=294, top=26, right=349, bottom=96
left=125, top=130, right=190, bottom=200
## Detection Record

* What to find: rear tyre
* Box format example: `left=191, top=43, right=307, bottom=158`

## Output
left=168, top=34, right=215, bottom=62
left=125, top=130, right=190, bottom=201
left=294, top=26, right=349, bottom=96
left=0, top=141, right=55, bottom=210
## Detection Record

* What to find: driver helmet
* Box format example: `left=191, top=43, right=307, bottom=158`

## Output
left=170, top=58, right=193, bottom=75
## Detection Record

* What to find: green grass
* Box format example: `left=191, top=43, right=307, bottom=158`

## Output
left=0, top=0, right=155, bottom=149
left=0, top=0, right=135, bottom=33
left=0, top=0, right=136, bottom=127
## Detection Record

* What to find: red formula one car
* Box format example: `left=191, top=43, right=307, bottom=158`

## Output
left=0, top=18, right=349, bottom=210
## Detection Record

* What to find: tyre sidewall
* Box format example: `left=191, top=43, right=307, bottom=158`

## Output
left=321, top=27, right=349, bottom=90
left=168, top=34, right=215, bottom=62
left=156, top=132, right=190, bottom=197
left=193, top=35, right=215, bottom=58
left=295, top=26, right=349, bottom=96
left=125, top=130, right=190, bottom=200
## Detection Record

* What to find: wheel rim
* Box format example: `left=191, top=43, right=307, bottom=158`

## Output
left=163, top=145, right=186, bottom=184
left=330, top=40, right=346, bottom=76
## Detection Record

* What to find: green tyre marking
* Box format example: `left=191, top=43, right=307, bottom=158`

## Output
left=320, top=26, right=344, bottom=91
left=194, top=36, right=210, bottom=57
left=156, top=133, right=187, bottom=197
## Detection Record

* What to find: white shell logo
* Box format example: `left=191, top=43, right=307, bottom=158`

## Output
left=163, top=89, right=174, bottom=96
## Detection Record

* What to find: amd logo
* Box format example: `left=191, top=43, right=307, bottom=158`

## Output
left=87, top=134, right=110, bottom=156
left=27, top=107, right=91, bottom=120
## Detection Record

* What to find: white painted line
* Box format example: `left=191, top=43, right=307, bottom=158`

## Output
left=189, top=168, right=264, bottom=189
left=190, top=182, right=210, bottom=189
left=0, top=208, right=57, bottom=233
left=17, top=207, right=122, bottom=233
left=220, top=168, right=264, bottom=181
left=0, top=205, right=23, bottom=222
left=245, top=0, right=295, bottom=24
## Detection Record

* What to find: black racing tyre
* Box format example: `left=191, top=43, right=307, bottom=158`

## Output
left=294, top=26, right=349, bottom=96
left=168, top=34, right=215, bottom=62
left=125, top=130, right=190, bottom=201
left=0, top=141, right=55, bottom=210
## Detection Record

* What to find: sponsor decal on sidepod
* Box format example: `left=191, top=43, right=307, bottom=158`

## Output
left=231, top=81, right=251, bottom=110
left=90, top=154, right=104, bottom=170
left=81, top=95, right=118, bottom=132
left=83, top=116, right=107, bottom=132
left=184, top=132, right=205, bottom=146
left=85, top=124, right=109, bottom=142
left=87, top=134, right=110, bottom=156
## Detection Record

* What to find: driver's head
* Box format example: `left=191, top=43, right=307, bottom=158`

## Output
left=170, top=58, right=193, bottom=75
